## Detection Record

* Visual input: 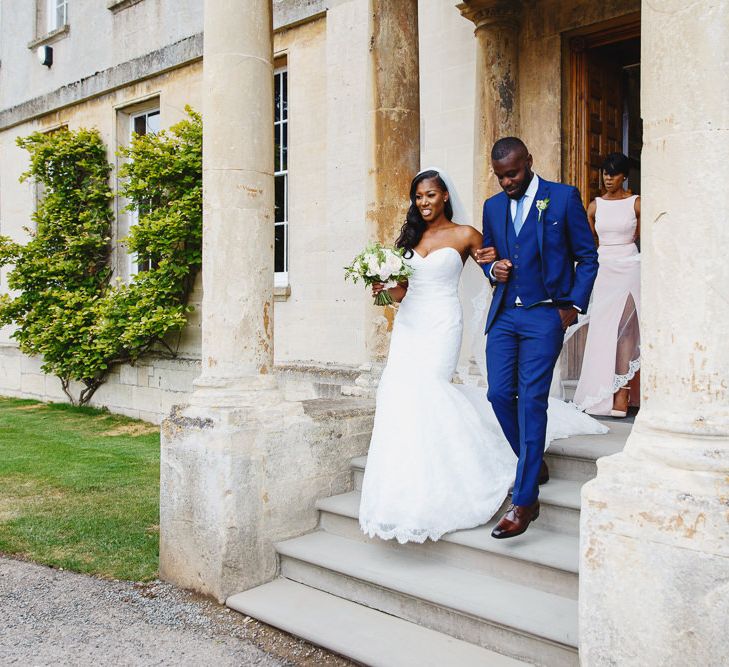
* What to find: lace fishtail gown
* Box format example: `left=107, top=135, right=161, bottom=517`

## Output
left=359, top=247, right=608, bottom=544
left=573, top=196, right=641, bottom=415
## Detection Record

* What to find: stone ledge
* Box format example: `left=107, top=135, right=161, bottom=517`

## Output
left=27, top=25, right=70, bottom=50
left=301, top=397, right=375, bottom=419
left=274, top=285, right=291, bottom=301
left=276, top=361, right=361, bottom=382
left=273, top=0, right=327, bottom=31
left=108, top=0, right=145, bottom=13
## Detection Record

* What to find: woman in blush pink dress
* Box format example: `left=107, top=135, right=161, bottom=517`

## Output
left=573, top=153, right=640, bottom=417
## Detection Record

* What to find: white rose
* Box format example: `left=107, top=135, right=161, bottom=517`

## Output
left=383, top=252, right=403, bottom=276
left=363, top=253, right=380, bottom=277
left=376, top=261, right=392, bottom=280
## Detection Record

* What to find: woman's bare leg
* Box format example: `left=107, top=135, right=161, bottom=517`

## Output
left=613, top=293, right=639, bottom=413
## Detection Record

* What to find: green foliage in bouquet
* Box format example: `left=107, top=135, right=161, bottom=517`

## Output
left=0, top=108, right=202, bottom=405
left=344, top=242, right=412, bottom=306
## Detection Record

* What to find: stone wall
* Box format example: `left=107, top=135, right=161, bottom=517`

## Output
left=0, top=344, right=198, bottom=424
left=1, top=0, right=204, bottom=113
left=272, top=12, right=369, bottom=365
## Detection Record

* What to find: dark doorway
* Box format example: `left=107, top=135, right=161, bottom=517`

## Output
left=566, top=15, right=642, bottom=206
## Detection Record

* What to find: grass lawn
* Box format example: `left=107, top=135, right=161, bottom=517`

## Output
left=0, top=396, right=160, bottom=581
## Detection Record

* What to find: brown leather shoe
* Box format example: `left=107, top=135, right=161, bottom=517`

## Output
left=538, top=461, right=549, bottom=485
left=491, top=501, right=540, bottom=539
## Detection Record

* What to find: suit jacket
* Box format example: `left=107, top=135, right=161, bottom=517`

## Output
left=481, top=178, right=598, bottom=332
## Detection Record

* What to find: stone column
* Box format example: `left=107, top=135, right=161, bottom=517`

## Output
left=458, top=0, right=521, bottom=219
left=364, top=0, right=420, bottom=365
left=159, top=0, right=279, bottom=601
left=579, top=2, right=729, bottom=664
left=196, top=0, right=276, bottom=400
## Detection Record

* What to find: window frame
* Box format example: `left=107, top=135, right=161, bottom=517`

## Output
left=46, top=0, right=68, bottom=33
left=124, top=107, right=160, bottom=279
left=274, top=66, right=289, bottom=288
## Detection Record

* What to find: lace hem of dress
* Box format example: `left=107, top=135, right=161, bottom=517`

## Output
left=359, top=511, right=502, bottom=545
left=360, top=522, right=448, bottom=545
left=574, top=357, right=641, bottom=413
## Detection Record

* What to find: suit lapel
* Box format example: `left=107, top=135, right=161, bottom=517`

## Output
left=532, top=178, right=550, bottom=253
left=495, top=192, right=509, bottom=251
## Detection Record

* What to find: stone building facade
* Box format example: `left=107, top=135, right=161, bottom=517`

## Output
left=0, top=0, right=645, bottom=420
left=0, top=0, right=727, bottom=664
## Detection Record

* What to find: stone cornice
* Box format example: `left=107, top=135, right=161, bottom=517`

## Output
left=107, top=0, right=146, bottom=13
left=1, top=33, right=203, bottom=131
left=457, top=0, right=522, bottom=30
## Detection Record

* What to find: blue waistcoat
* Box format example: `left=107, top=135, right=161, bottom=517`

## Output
left=503, top=204, right=550, bottom=307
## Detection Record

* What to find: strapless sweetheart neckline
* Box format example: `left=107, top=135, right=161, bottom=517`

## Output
left=412, top=246, right=462, bottom=261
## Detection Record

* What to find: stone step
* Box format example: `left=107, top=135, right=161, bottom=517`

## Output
left=544, top=421, right=631, bottom=482
left=317, top=490, right=579, bottom=598
left=227, top=578, right=527, bottom=667
left=277, top=531, right=579, bottom=667
left=351, top=459, right=583, bottom=535
left=353, top=420, right=628, bottom=487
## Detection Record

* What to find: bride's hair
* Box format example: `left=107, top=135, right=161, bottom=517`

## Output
left=396, top=170, right=453, bottom=258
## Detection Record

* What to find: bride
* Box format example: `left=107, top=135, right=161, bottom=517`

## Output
left=358, top=168, right=607, bottom=544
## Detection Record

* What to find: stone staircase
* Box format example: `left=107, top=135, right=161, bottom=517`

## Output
left=227, top=420, right=632, bottom=666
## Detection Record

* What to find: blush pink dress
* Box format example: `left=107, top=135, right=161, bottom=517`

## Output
left=573, top=195, right=640, bottom=415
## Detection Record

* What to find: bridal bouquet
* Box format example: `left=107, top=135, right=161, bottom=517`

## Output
left=344, top=242, right=412, bottom=306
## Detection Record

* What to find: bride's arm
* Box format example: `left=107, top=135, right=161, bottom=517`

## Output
left=464, top=227, right=497, bottom=265
left=372, top=281, right=408, bottom=303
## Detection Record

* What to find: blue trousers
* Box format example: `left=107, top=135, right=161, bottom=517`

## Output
left=486, top=304, right=564, bottom=506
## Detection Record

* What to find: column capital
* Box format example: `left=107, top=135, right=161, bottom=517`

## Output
left=457, top=0, right=522, bottom=30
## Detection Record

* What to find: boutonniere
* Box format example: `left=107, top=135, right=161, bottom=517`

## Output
left=536, top=198, right=550, bottom=222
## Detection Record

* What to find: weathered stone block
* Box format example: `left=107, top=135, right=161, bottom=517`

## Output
left=20, top=372, right=45, bottom=396
left=119, top=363, right=137, bottom=386
left=580, top=448, right=729, bottom=665
left=160, top=395, right=374, bottom=602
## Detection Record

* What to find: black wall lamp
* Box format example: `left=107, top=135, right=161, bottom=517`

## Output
left=37, top=45, right=53, bottom=67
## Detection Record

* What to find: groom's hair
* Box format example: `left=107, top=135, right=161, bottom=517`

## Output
left=491, top=137, right=528, bottom=161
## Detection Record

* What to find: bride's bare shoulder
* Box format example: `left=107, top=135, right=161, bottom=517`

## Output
left=452, top=224, right=482, bottom=241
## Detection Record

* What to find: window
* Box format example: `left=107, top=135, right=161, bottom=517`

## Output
left=47, top=0, right=68, bottom=32
left=274, top=68, right=288, bottom=286
left=128, top=108, right=160, bottom=276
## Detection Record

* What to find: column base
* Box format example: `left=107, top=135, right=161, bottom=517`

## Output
left=341, top=362, right=385, bottom=398
left=159, top=383, right=374, bottom=602
left=580, top=422, right=729, bottom=665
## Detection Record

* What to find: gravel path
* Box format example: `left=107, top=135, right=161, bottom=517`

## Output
left=0, top=557, right=353, bottom=666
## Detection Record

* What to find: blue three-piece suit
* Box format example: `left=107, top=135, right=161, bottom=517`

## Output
left=481, top=176, right=598, bottom=506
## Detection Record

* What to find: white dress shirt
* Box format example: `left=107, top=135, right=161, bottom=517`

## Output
left=510, top=173, right=540, bottom=226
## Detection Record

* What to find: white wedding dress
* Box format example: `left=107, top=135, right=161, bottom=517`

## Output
left=359, top=246, right=608, bottom=544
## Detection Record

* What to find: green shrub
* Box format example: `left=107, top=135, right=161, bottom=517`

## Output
left=0, top=107, right=203, bottom=405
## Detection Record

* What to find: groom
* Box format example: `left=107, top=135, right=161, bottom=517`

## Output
left=478, top=137, right=598, bottom=539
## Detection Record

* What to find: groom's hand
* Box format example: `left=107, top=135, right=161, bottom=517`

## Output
left=558, top=307, right=578, bottom=330
left=492, top=259, right=513, bottom=283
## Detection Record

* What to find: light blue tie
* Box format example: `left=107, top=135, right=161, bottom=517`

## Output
left=513, top=195, right=526, bottom=236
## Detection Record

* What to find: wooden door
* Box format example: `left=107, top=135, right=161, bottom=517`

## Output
left=566, top=48, right=625, bottom=383
left=585, top=52, right=623, bottom=202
